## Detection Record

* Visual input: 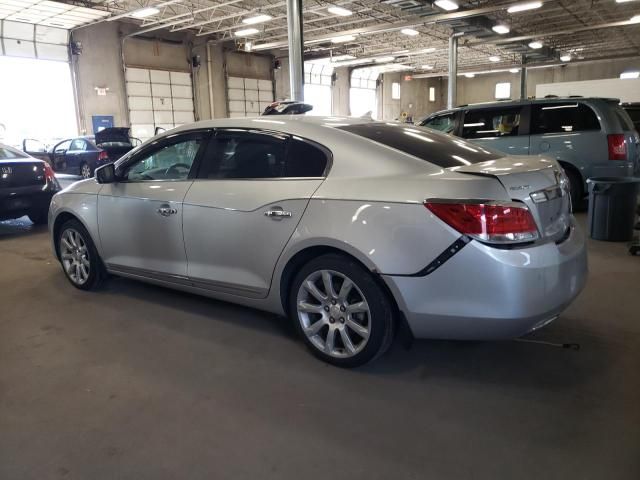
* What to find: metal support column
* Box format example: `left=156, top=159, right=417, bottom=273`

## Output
left=447, top=34, right=461, bottom=110
left=286, top=0, right=304, bottom=101
left=520, top=55, right=528, bottom=99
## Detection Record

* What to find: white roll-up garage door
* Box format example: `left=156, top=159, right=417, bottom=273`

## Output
left=0, top=20, right=68, bottom=61
left=125, top=67, right=195, bottom=142
left=227, top=77, right=274, bottom=118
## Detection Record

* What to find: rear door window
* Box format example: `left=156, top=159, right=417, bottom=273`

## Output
left=338, top=123, right=502, bottom=168
left=421, top=113, right=456, bottom=133
left=531, top=102, right=601, bottom=134
left=462, top=107, right=523, bottom=139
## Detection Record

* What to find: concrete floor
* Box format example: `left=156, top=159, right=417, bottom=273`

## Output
left=1, top=206, right=639, bottom=479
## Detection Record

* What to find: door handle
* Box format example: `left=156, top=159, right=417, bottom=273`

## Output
left=264, top=209, right=292, bottom=219
left=157, top=205, right=178, bottom=217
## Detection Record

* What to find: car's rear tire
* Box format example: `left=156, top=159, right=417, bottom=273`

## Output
left=56, top=218, right=105, bottom=290
left=564, top=167, right=584, bottom=211
left=28, top=209, right=48, bottom=225
left=289, top=253, right=394, bottom=368
left=80, top=162, right=92, bottom=179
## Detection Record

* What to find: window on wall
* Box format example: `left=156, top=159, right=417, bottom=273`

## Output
left=304, top=62, right=333, bottom=116
left=350, top=68, right=379, bottom=119
left=391, top=82, right=401, bottom=100
left=495, top=82, right=511, bottom=100
left=429, top=87, right=436, bottom=102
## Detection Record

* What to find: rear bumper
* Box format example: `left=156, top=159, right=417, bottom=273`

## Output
left=0, top=185, right=57, bottom=220
left=383, top=220, right=588, bottom=340
left=590, top=161, right=635, bottom=180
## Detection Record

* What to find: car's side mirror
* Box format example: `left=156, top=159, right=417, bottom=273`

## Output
left=95, top=163, right=117, bottom=184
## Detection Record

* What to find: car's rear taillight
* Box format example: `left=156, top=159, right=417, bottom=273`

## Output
left=43, top=162, right=56, bottom=183
left=607, top=134, right=627, bottom=160
left=97, top=150, right=109, bottom=161
left=425, top=201, right=539, bottom=244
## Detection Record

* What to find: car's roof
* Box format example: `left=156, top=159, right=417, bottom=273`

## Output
left=428, top=97, right=622, bottom=116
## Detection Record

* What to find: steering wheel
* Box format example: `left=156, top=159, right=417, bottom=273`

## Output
left=165, top=163, right=190, bottom=177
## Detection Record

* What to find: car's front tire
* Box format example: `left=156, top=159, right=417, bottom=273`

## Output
left=80, top=162, right=93, bottom=179
left=57, top=218, right=105, bottom=290
left=289, top=253, right=394, bottom=367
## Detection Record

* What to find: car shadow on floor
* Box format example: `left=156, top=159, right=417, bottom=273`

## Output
left=71, top=273, right=609, bottom=392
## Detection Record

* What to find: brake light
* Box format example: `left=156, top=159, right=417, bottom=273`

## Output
left=425, top=201, right=539, bottom=244
left=43, top=162, right=56, bottom=183
left=97, top=150, right=109, bottom=161
left=607, top=134, right=626, bottom=160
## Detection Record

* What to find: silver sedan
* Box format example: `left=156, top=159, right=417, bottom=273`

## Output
left=49, top=117, right=588, bottom=367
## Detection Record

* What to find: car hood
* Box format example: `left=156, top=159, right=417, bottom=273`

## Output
left=95, top=127, right=131, bottom=145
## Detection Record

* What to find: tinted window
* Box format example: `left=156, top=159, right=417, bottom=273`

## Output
left=286, top=138, right=328, bottom=177
left=0, top=145, right=28, bottom=159
left=462, top=107, right=522, bottom=139
left=531, top=102, right=600, bottom=134
left=422, top=113, right=456, bottom=133
left=339, top=123, right=502, bottom=168
left=125, top=134, right=205, bottom=181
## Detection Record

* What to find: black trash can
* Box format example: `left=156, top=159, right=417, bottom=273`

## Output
left=587, top=177, right=640, bottom=241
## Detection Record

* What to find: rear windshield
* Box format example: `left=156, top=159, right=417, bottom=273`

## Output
left=0, top=145, right=28, bottom=160
left=338, top=123, right=502, bottom=168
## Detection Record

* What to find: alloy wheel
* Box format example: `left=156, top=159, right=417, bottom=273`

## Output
left=81, top=163, right=91, bottom=179
left=296, top=269, right=371, bottom=358
left=60, top=228, right=90, bottom=285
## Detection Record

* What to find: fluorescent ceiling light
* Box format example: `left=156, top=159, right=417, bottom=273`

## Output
left=492, top=24, right=510, bottom=34
left=465, top=73, right=475, bottom=78
left=235, top=28, right=259, bottom=36
left=489, top=56, right=501, bottom=62
left=616, top=0, right=636, bottom=3
left=560, top=54, right=571, bottom=62
left=421, top=65, right=434, bottom=69
left=242, top=14, right=272, bottom=25
left=331, top=34, right=356, bottom=43
left=393, top=49, right=410, bottom=54
left=419, top=47, right=436, bottom=53
left=509, top=68, right=520, bottom=73
left=328, top=6, right=353, bottom=16
left=507, top=2, right=543, bottom=13
left=401, top=28, right=419, bottom=36
left=130, top=7, right=159, bottom=18
left=620, top=71, right=640, bottom=79
left=244, top=42, right=253, bottom=52
left=375, top=56, right=395, bottom=63
left=630, top=15, right=640, bottom=24
left=528, top=41, right=543, bottom=49
left=434, top=0, right=459, bottom=11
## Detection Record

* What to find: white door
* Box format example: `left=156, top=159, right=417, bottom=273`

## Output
left=227, top=76, right=274, bottom=118
left=125, top=68, right=195, bottom=142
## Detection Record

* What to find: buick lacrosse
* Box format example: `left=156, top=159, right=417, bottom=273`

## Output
left=49, top=117, right=587, bottom=367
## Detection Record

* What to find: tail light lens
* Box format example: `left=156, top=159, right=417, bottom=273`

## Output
left=43, top=162, right=56, bottom=183
left=607, top=134, right=626, bottom=160
left=97, top=150, right=109, bottom=161
left=425, top=201, right=539, bottom=244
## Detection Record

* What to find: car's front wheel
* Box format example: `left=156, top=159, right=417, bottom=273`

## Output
left=289, top=253, right=394, bottom=367
left=57, top=219, right=105, bottom=290
left=80, top=162, right=92, bottom=179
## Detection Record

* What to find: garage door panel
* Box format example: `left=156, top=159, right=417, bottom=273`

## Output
left=35, top=43, right=68, bottom=61
left=244, top=89, right=259, bottom=101
left=244, top=78, right=259, bottom=89
left=130, top=124, right=155, bottom=140
left=259, top=90, right=274, bottom=102
left=130, top=110, right=154, bottom=124
left=128, top=96, right=152, bottom=110
left=151, top=83, right=171, bottom=97
left=245, top=101, right=260, bottom=114
left=228, top=88, right=245, bottom=101
left=125, top=68, right=150, bottom=83
left=126, top=82, right=151, bottom=96
left=229, top=112, right=245, bottom=118
left=153, top=110, right=174, bottom=123
left=171, top=85, right=192, bottom=99
left=173, top=98, right=193, bottom=111
left=3, top=20, right=33, bottom=40
left=227, top=77, right=244, bottom=89
left=152, top=97, right=173, bottom=111
left=4, top=38, right=35, bottom=58
left=229, top=100, right=245, bottom=113
left=170, top=71, right=191, bottom=86
left=258, top=79, right=272, bottom=91
left=150, top=70, right=170, bottom=84
left=173, top=111, right=194, bottom=124
left=35, top=25, right=68, bottom=44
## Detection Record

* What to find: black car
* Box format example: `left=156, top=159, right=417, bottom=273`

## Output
left=0, top=143, right=60, bottom=224
left=23, top=128, right=137, bottom=179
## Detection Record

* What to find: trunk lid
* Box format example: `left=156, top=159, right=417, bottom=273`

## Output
left=94, top=127, right=132, bottom=146
left=453, top=156, right=572, bottom=242
left=0, top=159, right=47, bottom=188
